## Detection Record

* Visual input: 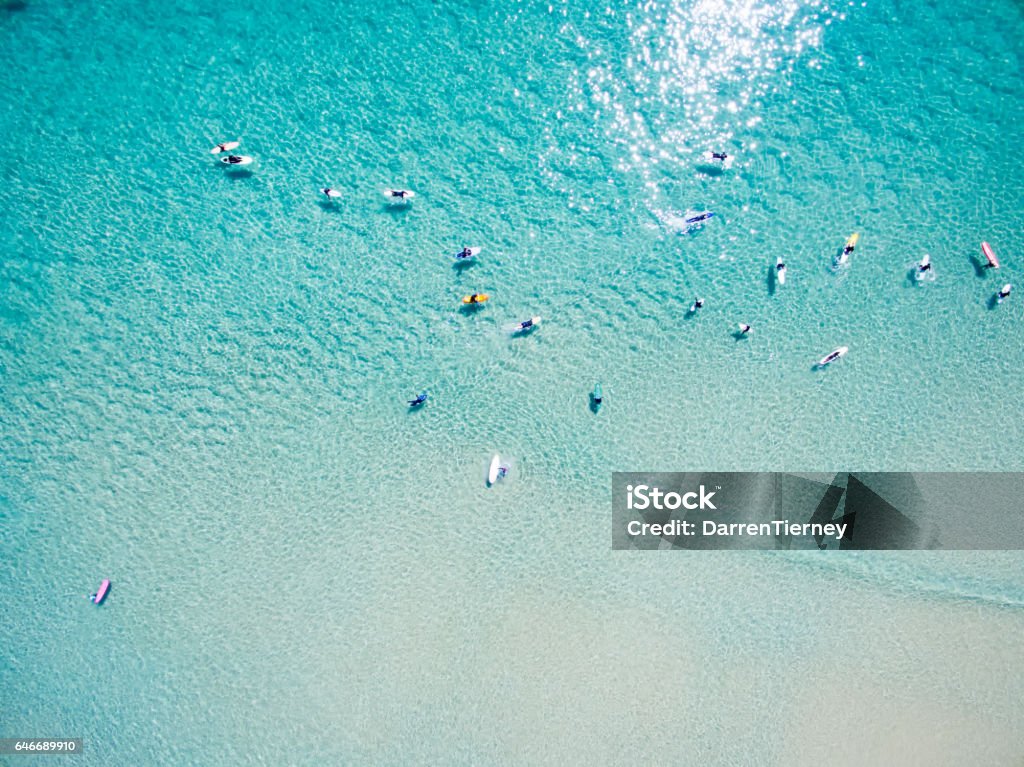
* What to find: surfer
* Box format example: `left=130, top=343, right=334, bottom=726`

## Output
left=321, top=188, right=342, bottom=199
left=210, top=141, right=239, bottom=154
left=738, top=323, right=752, bottom=335
left=711, top=152, right=729, bottom=161
left=997, top=284, right=1012, bottom=302
left=688, top=298, right=704, bottom=313
left=220, top=155, right=251, bottom=166
left=455, top=247, right=476, bottom=260
left=685, top=211, right=715, bottom=224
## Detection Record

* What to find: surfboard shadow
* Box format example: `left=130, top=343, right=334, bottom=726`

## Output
left=732, top=330, right=750, bottom=341
left=380, top=203, right=412, bottom=217
left=767, top=264, right=777, bottom=296
left=452, top=258, right=477, bottom=272
left=223, top=169, right=254, bottom=180
left=317, top=200, right=343, bottom=213
left=987, top=294, right=1002, bottom=310
left=2, top=0, right=28, bottom=11
left=695, top=163, right=724, bottom=177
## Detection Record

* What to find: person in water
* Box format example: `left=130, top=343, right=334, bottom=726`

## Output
left=408, top=392, right=428, bottom=407
left=390, top=190, right=412, bottom=198
left=686, top=212, right=715, bottom=224
left=711, top=152, right=728, bottom=161
left=518, top=319, right=534, bottom=330
left=224, top=155, right=246, bottom=165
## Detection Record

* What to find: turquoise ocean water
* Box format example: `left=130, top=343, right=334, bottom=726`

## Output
left=2, top=0, right=1024, bottom=763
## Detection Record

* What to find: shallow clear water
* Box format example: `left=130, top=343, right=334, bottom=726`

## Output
left=2, top=0, right=1023, bottom=764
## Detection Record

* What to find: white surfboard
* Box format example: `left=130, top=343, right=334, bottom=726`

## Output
left=701, top=150, right=735, bottom=169
left=210, top=141, right=240, bottom=154
left=488, top=454, right=502, bottom=485
left=817, top=346, right=849, bottom=367
left=513, top=316, right=541, bottom=333
left=453, top=247, right=481, bottom=260
left=321, top=188, right=342, bottom=199
left=997, top=284, right=1012, bottom=304
left=776, top=257, right=787, bottom=285
left=219, top=155, right=253, bottom=166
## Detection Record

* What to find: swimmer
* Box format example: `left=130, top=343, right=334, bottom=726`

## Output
left=321, top=188, right=342, bottom=199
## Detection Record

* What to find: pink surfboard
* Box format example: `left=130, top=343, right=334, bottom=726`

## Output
left=982, top=241, right=999, bottom=269
left=92, top=579, right=110, bottom=605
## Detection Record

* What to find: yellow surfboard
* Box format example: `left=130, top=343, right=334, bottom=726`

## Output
left=462, top=293, right=489, bottom=305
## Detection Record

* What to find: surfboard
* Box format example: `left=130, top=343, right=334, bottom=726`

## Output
left=210, top=141, right=239, bottom=154
left=219, top=155, right=253, bottom=166
left=453, top=247, right=481, bottom=260
left=982, top=241, right=999, bottom=269
left=817, top=346, right=849, bottom=367
left=837, top=233, right=859, bottom=266
left=462, top=294, right=489, bottom=305
left=92, top=579, right=110, bottom=605
left=488, top=454, right=502, bottom=485
left=776, top=257, right=786, bottom=285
